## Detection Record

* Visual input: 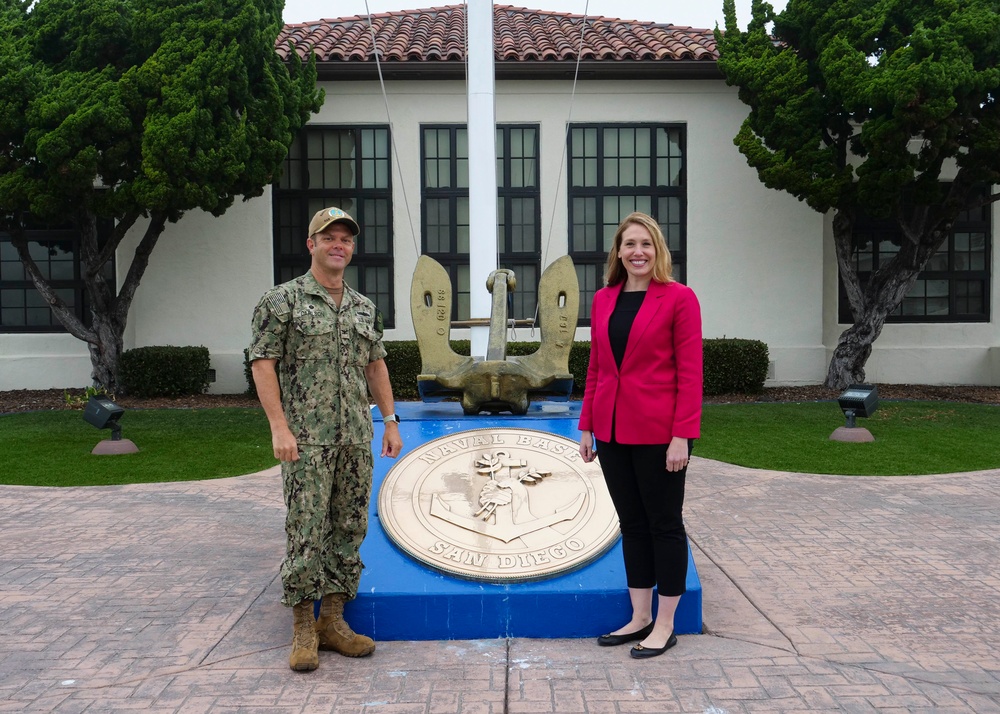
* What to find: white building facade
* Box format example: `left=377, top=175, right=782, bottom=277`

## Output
left=1, top=7, right=996, bottom=392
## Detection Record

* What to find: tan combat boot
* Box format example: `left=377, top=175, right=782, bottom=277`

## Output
left=316, top=593, right=375, bottom=657
left=289, top=601, right=319, bottom=671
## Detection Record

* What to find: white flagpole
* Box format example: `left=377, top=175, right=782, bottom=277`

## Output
left=466, top=0, right=499, bottom=359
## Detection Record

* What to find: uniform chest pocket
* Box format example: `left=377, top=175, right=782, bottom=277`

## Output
left=292, top=311, right=336, bottom=359
left=344, top=321, right=380, bottom=366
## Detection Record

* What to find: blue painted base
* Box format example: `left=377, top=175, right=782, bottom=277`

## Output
left=347, top=400, right=702, bottom=640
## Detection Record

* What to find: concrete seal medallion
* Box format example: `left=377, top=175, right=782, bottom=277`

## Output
left=377, top=427, right=620, bottom=582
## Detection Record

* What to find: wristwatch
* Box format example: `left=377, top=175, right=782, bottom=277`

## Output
left=382, top=413, right=400, bottom=424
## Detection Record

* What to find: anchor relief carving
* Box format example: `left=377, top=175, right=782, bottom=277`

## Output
left=429, top=449, right=585, bottom=544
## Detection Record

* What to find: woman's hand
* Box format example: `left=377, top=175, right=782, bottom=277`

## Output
left=579, top=431, right=597, bottom=462
left=665, top=436, right=689, bottom=472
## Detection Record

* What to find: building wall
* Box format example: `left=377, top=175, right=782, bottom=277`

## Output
left=681, top=83, right=825, bottom=385
left=1, top=77, right=995, bottom=391
left=120, top=199, right=275, bottom=394
left=316, top=77, right=826, bottom=385
left=0, top=333, right=93, bottom=391
left=0, top=199, right=274, bottom=393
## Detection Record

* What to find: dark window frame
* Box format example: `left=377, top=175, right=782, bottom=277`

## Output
left=838, top=187, right=992, bottom=324
left=420, top=125, right=468, bottom=320
left=420, top=123, right=542, bottom=322
left=272, top=125, right=395, bottom=327
left=497, top=125, right=543, bottom=323
left=566, top=123, right=687, bottom=324
left=0, top=219, right=114, bottom=333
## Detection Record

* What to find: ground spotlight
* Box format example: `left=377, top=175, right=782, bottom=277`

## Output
left=830, top=384, right=879, bottom=443
left=83, top=396, right=138, bottom=454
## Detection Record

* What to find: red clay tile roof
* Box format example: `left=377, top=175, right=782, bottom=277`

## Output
left=276, top=5, right=718, bottom=66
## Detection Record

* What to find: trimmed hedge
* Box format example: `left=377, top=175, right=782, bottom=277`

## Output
left=703, top=338, right=769, bottom=395
left=244, top=338, right=769, bottom=400
left=384, top=338, right=767, bottom=398
left=120, top=346, right=211, bottom=397
left=382, top=341, right=423, bottom=401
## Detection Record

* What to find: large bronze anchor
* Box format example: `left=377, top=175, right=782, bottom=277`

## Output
left=410, top=255, right=580, bottom=414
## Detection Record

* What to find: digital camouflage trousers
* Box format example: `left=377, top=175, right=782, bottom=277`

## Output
left=280, top=444, right=373, bottom=607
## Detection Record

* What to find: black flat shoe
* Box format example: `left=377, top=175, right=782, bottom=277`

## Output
left=630, top=632, right=678, bottom=659
left=597, top=621, right=654, bottom=647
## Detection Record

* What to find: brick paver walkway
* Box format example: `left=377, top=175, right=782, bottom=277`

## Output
left=1, top=459, right=998, bottom=712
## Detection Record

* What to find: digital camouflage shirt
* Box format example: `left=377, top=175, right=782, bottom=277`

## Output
left=249, top=271, right=387, bottom=446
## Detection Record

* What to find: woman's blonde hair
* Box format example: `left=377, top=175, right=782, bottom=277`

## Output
left=604, top=212, right=674, bottom=286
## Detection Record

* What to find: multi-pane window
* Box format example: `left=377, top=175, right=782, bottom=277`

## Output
left=273, top=126, right=394, bottom=325
left=567, top=124, right=686, bottom=322
left=421, top=125, right=541, bottom=321
left=839, top=187, right=991, bottom=323
left=498, top=127, right=542, bottom=322
left=0, top=220, right=114, bottom=332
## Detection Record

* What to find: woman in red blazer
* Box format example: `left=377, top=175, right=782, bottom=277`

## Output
left=578, top=211, right=703, bottom=659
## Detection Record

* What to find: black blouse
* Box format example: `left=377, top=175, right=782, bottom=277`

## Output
left=608, top=290, right=646, bottom=370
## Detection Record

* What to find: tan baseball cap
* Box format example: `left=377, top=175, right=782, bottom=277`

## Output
left=308, top=207, right=360, bottom=237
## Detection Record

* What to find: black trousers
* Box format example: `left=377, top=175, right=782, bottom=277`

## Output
left=595, top=437, right=691, bottom=596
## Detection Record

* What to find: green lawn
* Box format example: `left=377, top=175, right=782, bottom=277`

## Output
left=0, top=408, right=276, bottom=487
left=2, top=400, right=998, bottom=486
left=699, top=400, right=1000, bottom=475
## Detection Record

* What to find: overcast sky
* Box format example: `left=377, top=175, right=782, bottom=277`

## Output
left=282, top=0, right=789, bottom=30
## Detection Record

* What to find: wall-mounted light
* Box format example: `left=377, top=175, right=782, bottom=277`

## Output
left=84, top=396, right=138, bottom=454
left=830, top=384, right=879, bottom=442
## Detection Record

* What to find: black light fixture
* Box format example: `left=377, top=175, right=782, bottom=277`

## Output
left=83, top=396, right=138, bottom=454
left=830, top=384, right=879, bottom=442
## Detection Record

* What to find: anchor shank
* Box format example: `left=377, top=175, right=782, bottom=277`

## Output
left=486, top=269, right=515, bottom=362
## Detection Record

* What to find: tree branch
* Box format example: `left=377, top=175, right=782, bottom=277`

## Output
left=112, top=213, right=167, bottom=325
left=86, top=210, right=140, bottom=278
left=831, top=208, right=864, bottom=321
left=9, top=229, right=96, bottom=344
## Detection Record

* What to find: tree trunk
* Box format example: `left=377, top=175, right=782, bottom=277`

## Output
left=82, top=213, right=166, bottom=394
left=88, top=313, right=126, bottom=394
left=85, top=214, right=166, bottom=394
left=825, top=310, right=883, bottom=389
left=826, top=245, right=935, bottom=390
left=12, top=211, right=166, bottom=394
left=826, top=208, right=871, bottom=389
left=824, top=192, right=964, bottom=389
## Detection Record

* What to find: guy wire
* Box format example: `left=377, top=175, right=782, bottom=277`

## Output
left=534, top=0, right=591, bottom=328
left=364, top=1, right=421, bottom=259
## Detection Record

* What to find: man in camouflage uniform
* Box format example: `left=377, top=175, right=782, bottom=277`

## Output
left=249, top=207, right=403, bottom=672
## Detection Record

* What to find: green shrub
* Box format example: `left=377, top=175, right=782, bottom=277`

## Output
left=538, top=339, right=768, bottom=396
left=120, top=346, right=211, bottom=397
left=244, top=337, right=768, bottom=401
left=568, top=342, right=590, bottom=395
left=63, top=385, right=113, bottom=409
left=703, top=338, right=769, bottom=395
left=383, top=341, right=423, bottom=400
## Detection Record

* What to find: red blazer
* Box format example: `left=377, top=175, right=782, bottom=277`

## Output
left=579, top=280, right=703, bottom=445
